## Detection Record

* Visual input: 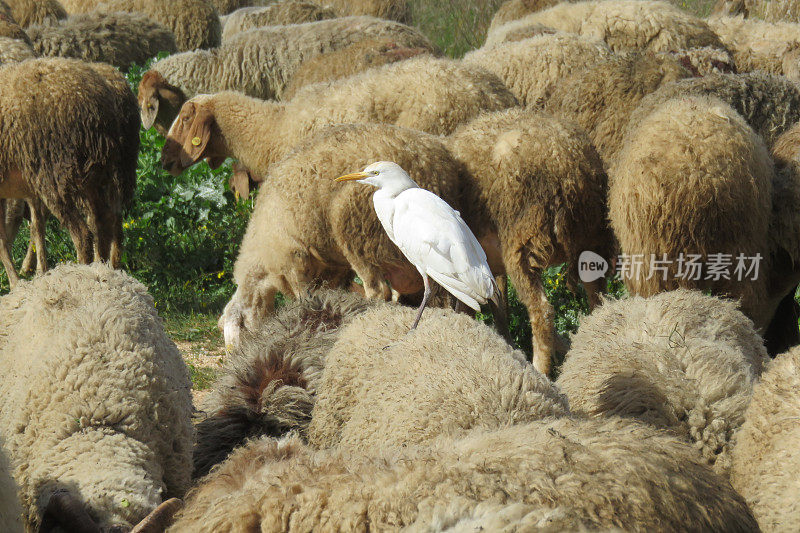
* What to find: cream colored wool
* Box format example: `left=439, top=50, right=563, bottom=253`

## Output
left=160, top=58, right=516, bottom=176
left=281, top=37, right=433, bottom=100
left=610, top=96, right=774, bottom=330
left=557, top=289, right=768, bottom=474
left=216, top=124, right=464, bottom=340
left=487, top=0, right=565, bottom=36
left=708, top=15, right=800, bottom=81
left=323, top=0, right=410, bottom=23
left=0, top=264, right=193, bottom=531
left=544, top=52, right=691, bottom=163
left=142, top=16, right=434, bottom=130
left=486, top=0, right=724, bottom=53
left=731, top=346, right=800, bottom=532
left=308, top=305, right=569, bottom=452
left=463, top=32, right=613, bottom=107
left=169, top=419, right=759, bottom=532
left=27, top=10, right=177, bottom=70
left=447, top=108, right=610, bottom=376
left=221, top=2, right=337, bottom=41
left=97, top=0, right=221, bottom=51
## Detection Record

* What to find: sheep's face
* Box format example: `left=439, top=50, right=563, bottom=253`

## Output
left=137, top=71, right=186, bottom=134
left=162, top=100, right=226, bottom=176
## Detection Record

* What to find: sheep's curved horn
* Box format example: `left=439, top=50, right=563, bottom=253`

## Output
left=130, top=498, right=183, bottom=533
left=42, top=489, right=101, bottom=533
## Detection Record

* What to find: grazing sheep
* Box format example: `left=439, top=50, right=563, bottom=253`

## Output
left=0, top=263, right=193, bottom=532
left=194, top=289, right=381, bottom=479
left=27, top=10, right=177, bottom=70
left=97, top=0, right=221, bottom=51
left=730, top=345, right=800, bottom=531
left=5, top=0, right=65, bottom=27
left=0, top=58, right=138, bottom=283
left=138, top=16, right=434, bottom=131
left=308, top=304, right=569, bottom=452
left=324, top=0, right=411, bottom=23
left=170, top=418, right=758, bottom=532
left=486, top=0, right=725, bottom=53
left=544, top=52, right=691, bottom=162
left=205, top=124, right=463, bottom=346
left=463, top=32, right=614, bottom=107
left=221, top=2, right=337, bottom=41
left=159, top=58, right=516, bottom=176
left=610, top=96, right=774, bottom=330
left=281, top=37, right=432, bottom=100
left=557, top=289, right=768, bottom=474
left=623, top=72, right=800, bottom=155
left=447, top=108, right=610, bottom=376
left=708, top=15, right=800, bottom=81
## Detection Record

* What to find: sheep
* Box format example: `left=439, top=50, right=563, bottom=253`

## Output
left=5, top=0, right=65, bottom=27
left=610, top=96, right=775, bottom=332
left=308, top=304, right=569, bottom=452
left=0, top=263, right=192, bottom=532
left=281, top=37, right=433, bottom=100
left=0, top=36, right=33, bottom=64
left=26, top=10, right=177, bottom=70
left=543, top=52, right=691, bottom=163
left=97, top=0, right=221, bottom=51
left=193, top=289, right=381, bottom=479
left=221, top=2, right=337, bottom=41
left=556, top=289, right=768, bottom=474
left=138, top=16, right=435, bottom=132
left=187, top=123, right=464, bottom=346
left=623, top=72, right=800, bottom=156
left=158, top=57, right=516, bottom=174
left=446, top=108, right=610, bottom=376
left=323, top=0, right=411, bottom=23
left=463, top=32, right=614, bottom=107
left=708, top=15, right=800, bottom=81
left=169, top=418, right=758, bottom=532
left=0, top=58, right=138, bottom=284
left=486, top=0, right=725, bottom=53
left=730, top=345, right=800, bottom=531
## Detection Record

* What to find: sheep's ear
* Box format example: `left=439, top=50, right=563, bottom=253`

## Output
left=180, top=107, right=214, bottom=168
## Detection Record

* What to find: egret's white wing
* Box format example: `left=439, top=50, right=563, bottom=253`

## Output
left=390, top=188, right=495, bottom=311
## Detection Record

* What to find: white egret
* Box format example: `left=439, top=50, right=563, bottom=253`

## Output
left=336, top=161, right=502, bottom=329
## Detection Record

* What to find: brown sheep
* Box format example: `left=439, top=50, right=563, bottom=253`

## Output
left=199, top=123, right=465, bottom=346
left=609, top=95, right=774, bottom=332
left=544, top=52, right=691, bottom=163
left=0, top=58, right=138, bottom=283
left=447, top=108, right=611, bottom=376
left=97, top=0, right=221, bottom=51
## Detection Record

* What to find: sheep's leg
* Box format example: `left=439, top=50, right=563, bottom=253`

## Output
left=410, top=274, right=431, bottom=330
left=505, top=248, right=554, bottom=376
left=0, top=201, right=19, bottom=286
left=347, top=258, right=390, bottom=301
left=28, top=199, right=47, bottom=274
left=109, top=213, right=123, bottom=268
left=62, top=213, right=92, bottom=264
left=4, top=199, right=35, bottom=275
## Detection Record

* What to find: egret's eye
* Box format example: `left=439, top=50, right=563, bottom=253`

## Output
left=371, top=170, right=380, bottom=176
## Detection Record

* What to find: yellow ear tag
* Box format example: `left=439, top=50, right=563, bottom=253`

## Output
left=191, top=137, right=202, bottom=146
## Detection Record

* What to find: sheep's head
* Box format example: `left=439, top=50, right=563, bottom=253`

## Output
left=161, top=97, right=227, bottom=176
left=138, top=71, right=187, bottom=135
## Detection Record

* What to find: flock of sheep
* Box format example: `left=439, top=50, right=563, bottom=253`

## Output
left=0, top=0, right=799, bottom=531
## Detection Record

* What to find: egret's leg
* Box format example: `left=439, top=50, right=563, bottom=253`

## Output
left=410, top=274, right=431, bottom=330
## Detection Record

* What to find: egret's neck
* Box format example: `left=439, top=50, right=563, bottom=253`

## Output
left=371, top=180, right=417, bottom=242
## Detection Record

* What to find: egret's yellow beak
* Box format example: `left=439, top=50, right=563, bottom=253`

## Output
left=335, top=171, right=369, bottom=182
